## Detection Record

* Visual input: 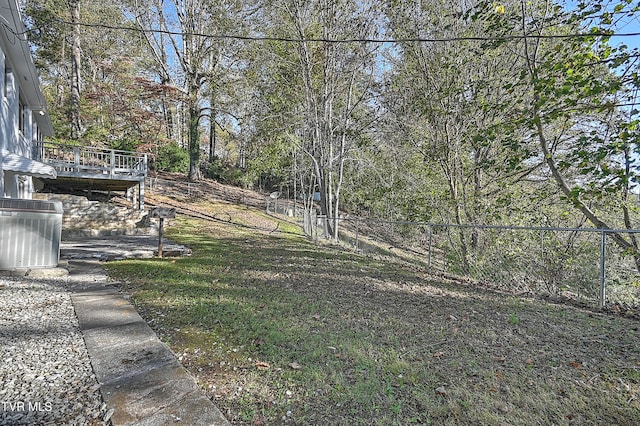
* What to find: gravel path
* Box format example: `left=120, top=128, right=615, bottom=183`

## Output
left=0, top=275, right=110, bottom=426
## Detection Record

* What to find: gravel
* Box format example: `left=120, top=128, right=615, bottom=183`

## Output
left=0, top=275, right=110, bottom=426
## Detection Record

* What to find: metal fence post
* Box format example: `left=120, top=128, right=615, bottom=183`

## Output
left=428, top=225, right=433, bottom=269
left=599, top=231, right=606, bottom=309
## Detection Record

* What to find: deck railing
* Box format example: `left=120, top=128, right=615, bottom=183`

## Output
left=34, top=142, right=147, bottom=180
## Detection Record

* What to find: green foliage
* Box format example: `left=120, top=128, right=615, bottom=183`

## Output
left=202, top=157, right=225, bottom=181
left=381, top=0, right=532, bottom=227
left=24, top=0, right=68, bottom=68
left=508, top=313, right=520, bottom=326
left=244, top=137, right=293, bottom=192
left=466, top=0, right=640, bottom=238
left=152, top=142, right=189, bottom=173
left=110, top=138, right=140, bottom=153
left=202, top=158, right=250, bottom=188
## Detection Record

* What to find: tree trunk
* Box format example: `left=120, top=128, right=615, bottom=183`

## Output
left=188, top=98, right=201, bottom=182
left=209, top=94, right=216, bottom=161
left=69, top=0, right=82, bottom=140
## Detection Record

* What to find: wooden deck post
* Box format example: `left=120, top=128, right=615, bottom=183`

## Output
left=158, top=217, right=164, bottom=258
left=110, top=150, right=116, bottom=178
left=74, top=146, right=80, bottom=173
left=131, top=185, right=137, bottom=209
left=139, top=178, right=145, bottom=211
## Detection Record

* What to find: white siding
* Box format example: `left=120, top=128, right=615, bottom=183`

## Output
left=0, top=49, right=5, bottom=196
left=2, top=58, right=19, bottom=198
left=1, top=1, right=54, bottom=199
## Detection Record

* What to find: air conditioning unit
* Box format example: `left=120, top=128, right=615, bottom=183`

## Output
left=0, top=198, right=63, bottom=269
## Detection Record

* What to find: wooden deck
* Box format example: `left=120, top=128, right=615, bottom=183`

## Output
left=34, top=142, right=147, bottom=209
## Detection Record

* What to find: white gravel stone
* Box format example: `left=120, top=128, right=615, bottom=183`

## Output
left=0, top=276, right=110, bottom=425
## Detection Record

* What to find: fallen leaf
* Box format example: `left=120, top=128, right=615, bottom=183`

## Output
left=570, top=361, right=581, bottom=369
left=435, top=386, right=447, bottom=396
left=433, top=351, right=445, bottom=359
left=255, top=361, right=270, bottom=370
left=525, top=358, right=533, bottom=365
left=494, top=356, right=507, bottom=363
left=496, top=371, right=505, bottom=381
left=289, top=362, right=302, bottom=370
left=312, top=314, right=322, bottom=320
left=496, top=403, right=510, bottom=413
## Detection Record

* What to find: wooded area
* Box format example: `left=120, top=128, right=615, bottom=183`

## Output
left=22, top=0, right=640, bottom=244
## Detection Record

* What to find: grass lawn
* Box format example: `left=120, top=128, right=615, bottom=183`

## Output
left=105, top=202, right=640, bottom=425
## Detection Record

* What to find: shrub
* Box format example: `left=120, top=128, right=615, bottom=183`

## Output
left=202, top=158, right=251, bottom=188
left=153, top=142, right=189, bottom=173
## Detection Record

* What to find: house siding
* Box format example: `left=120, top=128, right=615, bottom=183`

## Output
left=0, top=0, right=54, bottom=199
left=1, top=51, right=20, bottom=198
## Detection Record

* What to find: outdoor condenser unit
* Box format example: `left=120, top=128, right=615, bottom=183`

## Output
left=0, top=198, right=63, bottom=269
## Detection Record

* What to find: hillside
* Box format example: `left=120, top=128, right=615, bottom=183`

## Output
left=104, top=178, right=640, bottom=425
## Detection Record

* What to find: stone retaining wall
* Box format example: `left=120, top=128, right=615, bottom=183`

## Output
left=35, top=194, right=155, bottom=237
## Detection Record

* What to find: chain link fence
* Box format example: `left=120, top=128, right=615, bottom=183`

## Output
left=264, top=196, right=304, bottom=218
left=144, top=177, right=640, bottom=310
left=304, top=214, right=640, bottom=309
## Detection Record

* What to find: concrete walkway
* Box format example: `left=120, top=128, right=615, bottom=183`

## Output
left=62, top=238, right=229, bottom=426
left=61, top=234, right=192, bottom=261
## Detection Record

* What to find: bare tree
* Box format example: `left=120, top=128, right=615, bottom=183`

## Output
left=271, top=0, right=380, bottom=239
left=68, top=0, right=82, bottom=139
left=126, top=0, right=249, bottom=181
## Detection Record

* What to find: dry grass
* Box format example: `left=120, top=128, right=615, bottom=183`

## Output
left=106, top=201, right=640, bottom=425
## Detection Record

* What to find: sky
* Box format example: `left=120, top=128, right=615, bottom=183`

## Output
left=609, top=5, right=640, bottom=51
left=563, top=0, right=640, bottom=51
